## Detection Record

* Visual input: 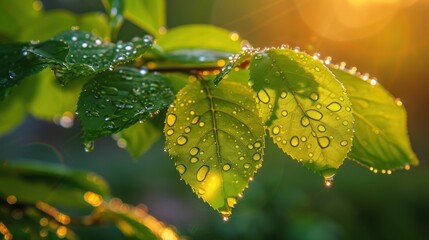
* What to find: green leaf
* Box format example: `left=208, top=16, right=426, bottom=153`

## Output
left=17, top=10, right=110, bottom=42
left=164, top=49, right=234, bottom=64
left=0, top=40, right=68, bottom=100
left=0, top=160, right=110, bottom=209
left=0, top=71, right=38, bottom=135
left=0, top=206, right=78, bottom=240
left=330, top=68, right=419, bottom=172
left=118, top=121, right=161, bottom=158
left=104, top=0, right=125, bottom=41
left=0, top=0, right=40, bottom=40
left=122, top=0, right=165, bottom=37
left=214, top=49, right=253, bottom=85
left=51, top=30, right=152, bottom=85
left=156, top=24, right=242, bottom=53
left=100, top=204, right=157, bottom=240
left=27, top=69, right=83, bottom=121
left=249, top=48, right=354, bottom=178
left=77, top=67, right=174, bottom=143
left=164, top=78, right=265, bottom=218
left=17, top=10, right=77, bottom=42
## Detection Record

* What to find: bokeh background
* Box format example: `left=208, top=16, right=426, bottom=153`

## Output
left=1, top=0, right=429, bottom=239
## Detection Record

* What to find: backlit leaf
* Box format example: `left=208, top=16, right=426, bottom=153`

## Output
left=18, top=11, right=110, bottom=42
left=214, top=49, right=253, bottom=85
left=52, top=30, right=153, bottom=85
left=27, top=69, right=83, bottom=121
left=118, top=121, right=161, bottom=158
left=156, top=24, right=242, bottom=53
left=0, top=160, right=110, bottom=209
left=164, top=78, right=265, bottom=218
left=249, top=48, right=354, bottom=178
left=122, top=0, right=165, bottom=37
left=77, top=67, right=174, bottom=144
left=0, top=0, right=40, bottom=40
left=330, top=68, right=419, bottom=171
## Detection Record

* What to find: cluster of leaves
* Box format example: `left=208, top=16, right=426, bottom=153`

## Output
left=0, top=0, right=419, bottom=234
left=0, top=160, right=178, bottom=239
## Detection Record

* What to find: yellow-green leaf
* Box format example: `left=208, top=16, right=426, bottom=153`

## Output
left=330, top=68, right=419, bottom=172
left=164, top=78, right=265, bottom=218
left=118, top=121, right=161, bottom=159
left=249, top=48, right=354, bottom=178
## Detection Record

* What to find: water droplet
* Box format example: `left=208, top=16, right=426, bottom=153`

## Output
left=166, top=114, right=177, bottom=126
left=166, top=129, right=174, bottom=136
left=257, top=89, right=270, bottom=104
left=306, top=110, right=323, bottom=120
left=190, top=157, right=199, bottom=163
left=196, top=165, right=209, bottom=182
left=327, top=102, right=342, bottom=112
left=9, top=71, right=16, bottom=79
left=199, top=122, right=205, bottom=127
left=281, top=110, right=288, bottom=117
left=290, top=136, right=299, bottom=147
left=223, top=164, right=231, bottom=171
left=244, top=163, right=250, bottom=169
left=324, top=176, right=333, bottom=187
left=184, top=127, right=191, bottom=133
left=264, top=78, right=270, bottom=84
left=197, top=188, right=206, bottom=195
left=280, top=91, right=287, bottom=98
left=272, top=126, right=280, bottom=135
left=254, top=141, right=262, bottom=148
left=318, top=137, right=330, bottom=148
left=340, top=140, right=348, bottom=146
left=342, top=120, right=349, bottom=126
left=84, top=141, right=94, bottom=152
left=308, top=93, right=319, bottom=101
left=227, top=197, right=237, bottom=207
left=190, top=147, right=199, bottom=156
left=222, top=214, right=230, bottom=222
left=176, top=135, right=188, bottom=145
left=317, top=125, right=326, bottom=132
left=176, top=164, right=186, bottom=175
left=191, top=116, right=200, bottom=124
left=314, top=66, right=321, bottom=72
left=254, top=53, right=262, bottom=60
left=301, top=116, right=310, bottom=127
left=247, top=144, right=254, bottom=150
left=345, top=106, right=351, bottom=112
left=82, top=42, right=88, bottom=48
left=100, top=86, right=118, bottom=96
left=395, top=98, right=403, bottom=106
left=252, top=153, right=261, bottom=161
left=301, top=136, right=307, bottom=142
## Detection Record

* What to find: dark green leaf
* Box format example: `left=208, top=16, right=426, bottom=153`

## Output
left=330, top=68, right=419, bottom=172
left=164, top=78, right=265, bottom=218
left=249, top=48, right=354, bottom=178
left=0, top=40, right=68, bottom=100
left=0, top=206, right=77, bottom=240
left=51, top=30, right=153, bottom=85
left=77, top=67, right=174, bottom=143
left=118, top=121, right=161, bottom=158
left=0, top=160, right=110, bottom=209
